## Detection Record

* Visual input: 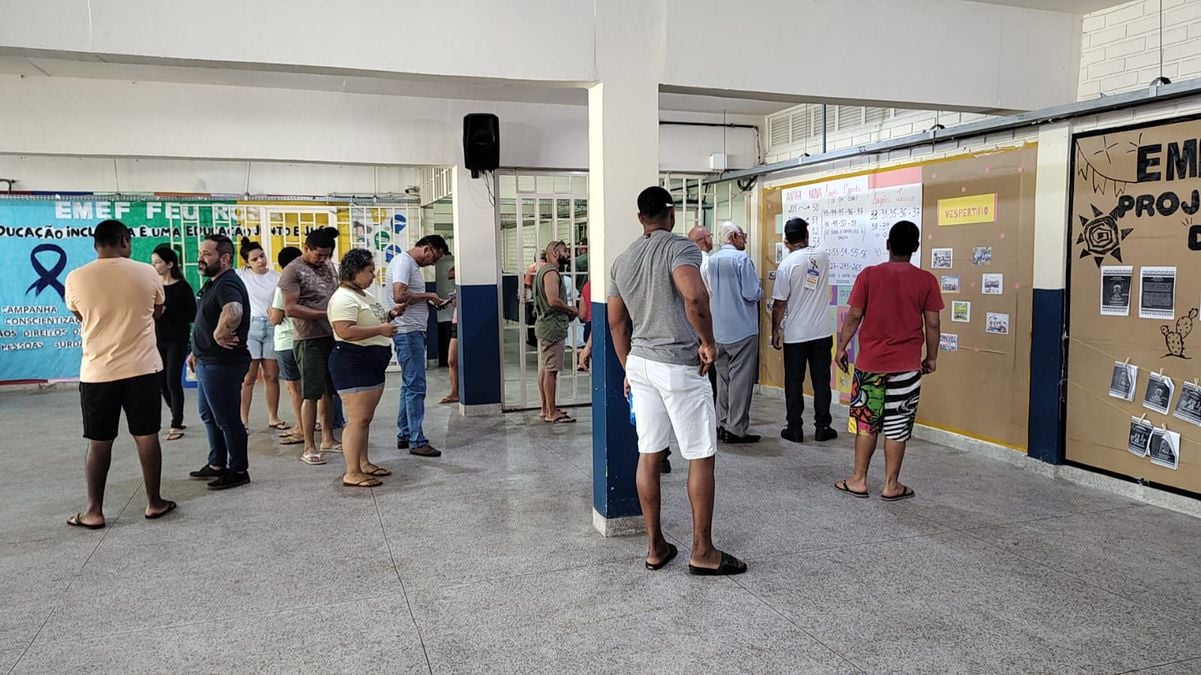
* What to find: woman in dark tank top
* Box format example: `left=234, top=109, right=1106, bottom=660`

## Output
left=151, top=245, right=196, bottom=440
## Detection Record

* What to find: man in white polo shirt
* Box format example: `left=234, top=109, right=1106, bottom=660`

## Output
left=608, top=186, right=747, bottom=577
left=771, top=218, right=838, bottom=444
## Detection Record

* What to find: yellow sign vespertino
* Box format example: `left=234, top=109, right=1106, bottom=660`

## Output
left=937, top=193, right=997, bottom=226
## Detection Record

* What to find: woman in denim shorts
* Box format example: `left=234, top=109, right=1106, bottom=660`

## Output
left=236, top=238, right=286, bottom=431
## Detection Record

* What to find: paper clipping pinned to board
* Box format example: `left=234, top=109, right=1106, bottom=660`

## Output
left=1128, top=416, right=1154, bottom=457
left=1149, top=427, right=1181, bottom=470
left=1100, top=265, right=1132, bottom=317
left=1108, top=360, right=1138, bottom=401
left=940, top=275, right=960, bottom=294
left=931, top=248, right=953, bottom=269
left=1142, top=372, right=1175, bottom=415
left=1172, top=381, right=1201, bottom=427
left=982, top=273, right=1004, bottom=296
left=1139, top=266, right=1176, bottom=320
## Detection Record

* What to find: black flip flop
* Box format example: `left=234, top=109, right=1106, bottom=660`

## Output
left=145, top=500, right=177, bottom=520
left=67, top=513, right=105, bottom=530
left=881, top=486, right=916, bottom=502
left=834, top=480, right=870, bottom=499
left=688, top=551, right=747, bottom=576
left=645, top=543, right=678, bottom=571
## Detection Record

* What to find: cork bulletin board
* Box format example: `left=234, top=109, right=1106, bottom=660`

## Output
left=1066, top=116, right=1201, bottom=493
left=759, top=144, right=1037, bottom=450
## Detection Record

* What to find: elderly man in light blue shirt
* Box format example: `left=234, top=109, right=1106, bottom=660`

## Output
left=704, top=221, right=763, bottom=443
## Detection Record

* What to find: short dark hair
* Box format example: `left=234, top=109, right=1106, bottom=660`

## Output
left=94, top=220, right=130, bottom=248
left=205, top=233, right=235, bottom=261
left=152, top=245, right=183, bottom=280
left=888, top=220, right=921, bottom=257
left=783, top=218, right=809, bottom=244
left=415, top=234, right=449, bottom=256
left=637, top=185, right=675, bottom=220
left=239, top=237, right=264, bottom=262
left=339, top=248, right=376, bottom=283
left=277, top=246, right=302, bottom=269
left=306, top=226, right=339, bottom=250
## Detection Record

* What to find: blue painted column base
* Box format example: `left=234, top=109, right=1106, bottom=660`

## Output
left=1028, top=288, right=1066, bottom=464
left=590, top=304, right=643, bottom=535
left=457, top=283, right=502, bottom=411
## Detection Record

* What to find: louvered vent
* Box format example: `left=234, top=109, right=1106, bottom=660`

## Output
left=864, top=107, right=889, bottom=126
left=769, top=114, right=790, bottom=147
left=836, top=106, right=863, bottom=131
left=789, top=107, right=811, bottom=144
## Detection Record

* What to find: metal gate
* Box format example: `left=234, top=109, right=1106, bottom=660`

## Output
left=498, top=173, right=591, bottom=411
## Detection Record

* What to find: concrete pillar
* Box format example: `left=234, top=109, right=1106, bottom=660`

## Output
left=1028, top=123, right=1071, bottom=463
left=589, top=0, right=665, bottom=536
left=451, top=164, right=502, bottom=416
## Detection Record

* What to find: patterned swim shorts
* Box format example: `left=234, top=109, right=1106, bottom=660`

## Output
left=847, top=370, right=922, bottom=441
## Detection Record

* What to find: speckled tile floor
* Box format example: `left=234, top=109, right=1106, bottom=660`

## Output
left=3, top=369, right=1200, bottom=674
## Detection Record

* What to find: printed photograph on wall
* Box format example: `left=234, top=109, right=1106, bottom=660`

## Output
left=1128, top=416, right=1154, bottom=457
left=1100, top=265, right=1132, bottom=317
left=982, top=273, right=1004, bottom=295
left=1109, top=361, right=1138, bottom=401
left=940, top=275, right=960, bottom=293
left=971, top=246, right=993, bottom=266
left=939, top=333, right=959, bottom=352
left=931, top=248, right=953, bottom=269
left=1139, top=266, right=1176, bottom=320
left=1142, top=372, right=1175, bottom=414
left=985, top=312, right=1010, bottom=335
left=951, top=300, right=971, bottom=323
left=1173, top=381, right=1201, bottom=427
left=1149, top=427, right=1181, bottom=470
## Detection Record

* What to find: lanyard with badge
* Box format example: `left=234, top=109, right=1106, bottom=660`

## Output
left=803, top=257, right=820, bottom=291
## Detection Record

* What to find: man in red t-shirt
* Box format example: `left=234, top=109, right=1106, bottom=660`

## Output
left=834, top=220, right=943, bottom=502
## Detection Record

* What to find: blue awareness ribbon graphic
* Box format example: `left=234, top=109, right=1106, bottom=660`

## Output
left=26, top=243, right=67, bottom=301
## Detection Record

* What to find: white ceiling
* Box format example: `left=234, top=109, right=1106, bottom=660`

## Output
left=967, top=0, right=1119, bottom=12
left=0, top=55, right=792, bottom=116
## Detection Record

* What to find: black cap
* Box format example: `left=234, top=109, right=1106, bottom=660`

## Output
left=783, top=218, right=809, bottom=243
left=637, top=186, right=675, bottom=218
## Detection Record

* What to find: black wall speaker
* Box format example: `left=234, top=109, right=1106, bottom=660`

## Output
left=463, top=113, right=500, bottom=178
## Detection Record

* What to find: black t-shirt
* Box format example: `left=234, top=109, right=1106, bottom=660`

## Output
left=156, top=279, right=197, bottom=345
left=191, top=269, right=251, bottom=364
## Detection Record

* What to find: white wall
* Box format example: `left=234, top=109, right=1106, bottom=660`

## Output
left=0, top=156, right=422, bottom=195
left=0, top=0, right=1085, bottom=112
left=0, top=76, right=758, bottom=177
left=1079, top=0, right=1201, bottom=100
left=0, top=0, right=598, bottom=84
left=663, top=0, right=1083, bottom=111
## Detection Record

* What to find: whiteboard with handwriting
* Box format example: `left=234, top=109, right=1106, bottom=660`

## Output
left=780, top=174, right=923, bottom=286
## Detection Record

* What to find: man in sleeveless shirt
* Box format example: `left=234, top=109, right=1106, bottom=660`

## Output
left=533, top=240, right=578, bottom=423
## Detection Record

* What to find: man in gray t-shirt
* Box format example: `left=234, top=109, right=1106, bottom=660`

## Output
left=607, top=185, right=747, bottom=578
left=609, top=230, right=703, bottom=366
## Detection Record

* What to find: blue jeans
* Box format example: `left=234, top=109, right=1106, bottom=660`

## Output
left=393, top=331, right=428, bottom=446
left=196, top=360, right=251, bottom=472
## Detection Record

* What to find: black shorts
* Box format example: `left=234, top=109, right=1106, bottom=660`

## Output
left=329, top=342, right=391, bottom=394
left=293, top=337, right=335, bottom=401
left=79, top=372, right=162, bottom=441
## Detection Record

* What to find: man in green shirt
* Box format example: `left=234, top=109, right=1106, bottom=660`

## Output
left=534, top=240, right=577, bottom=423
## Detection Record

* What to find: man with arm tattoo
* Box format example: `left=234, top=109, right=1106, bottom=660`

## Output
left=187, top=234, right=253, bottom=490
